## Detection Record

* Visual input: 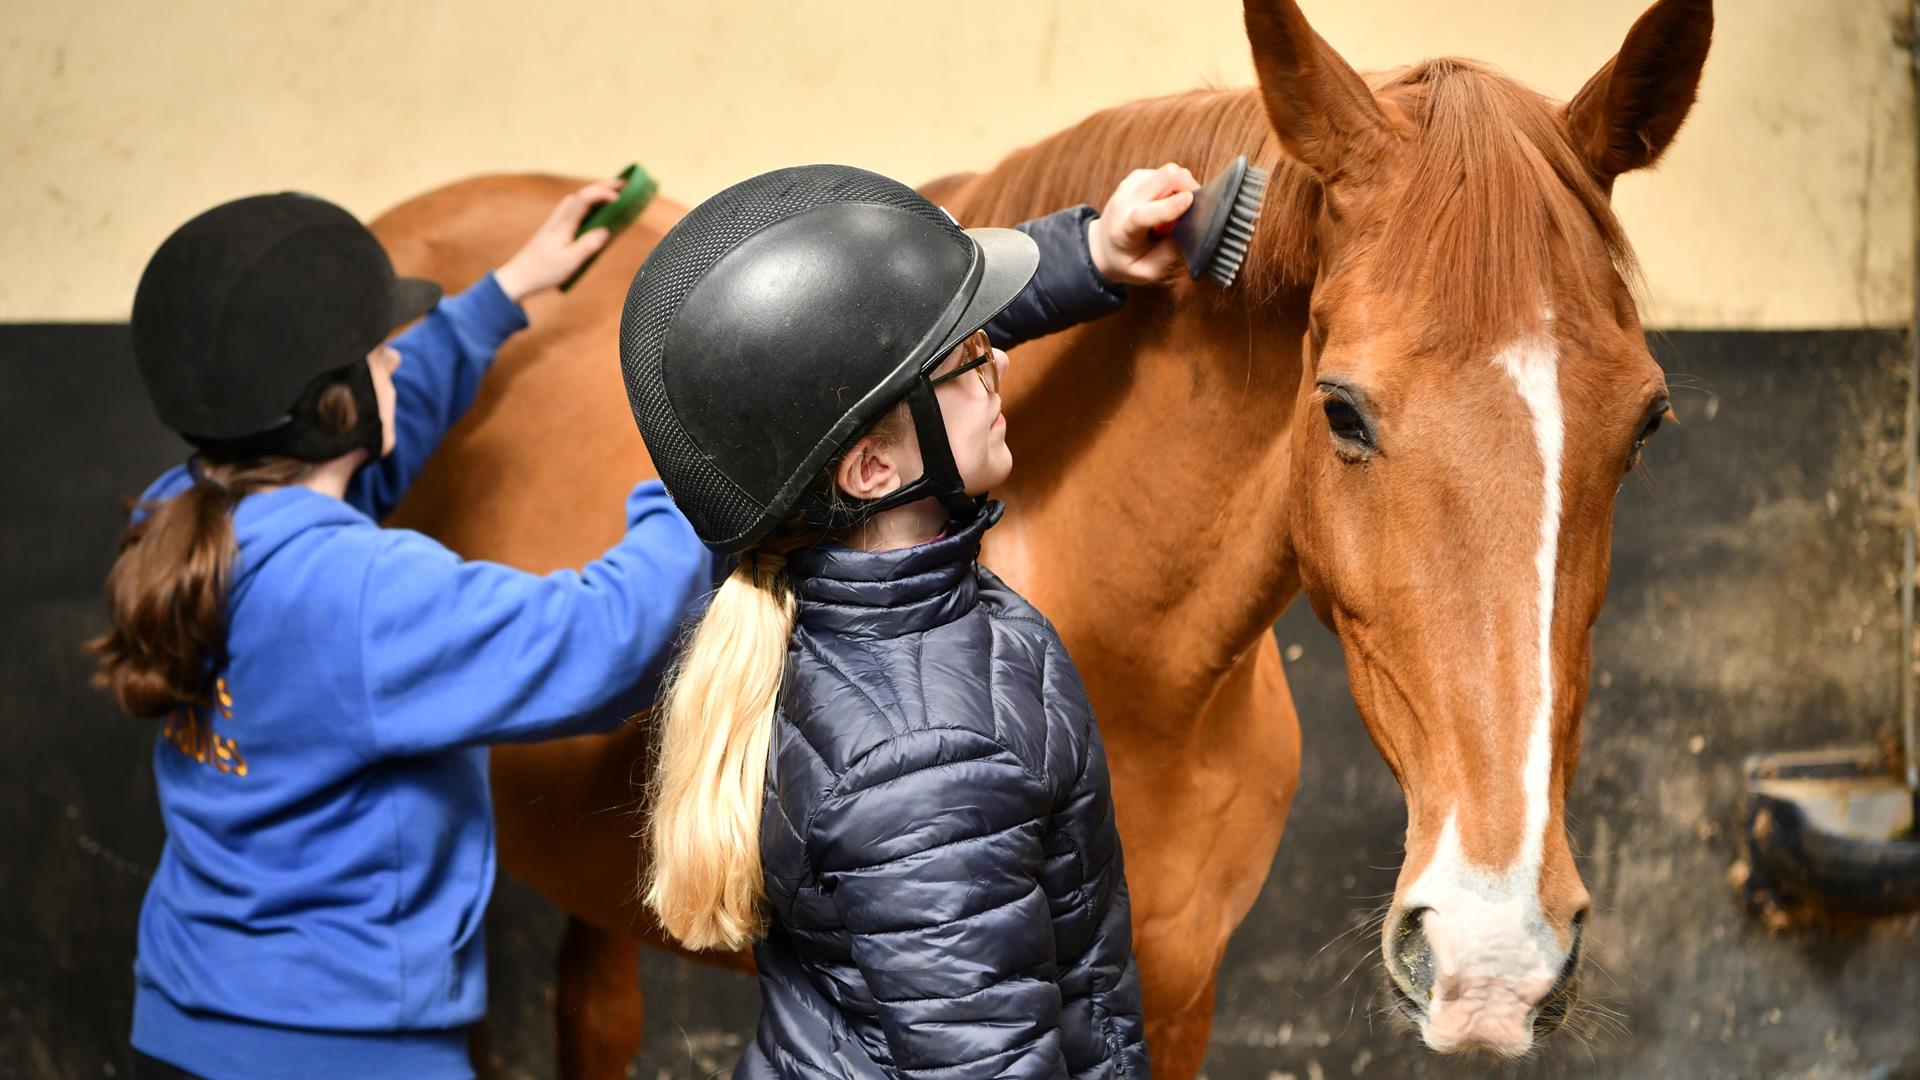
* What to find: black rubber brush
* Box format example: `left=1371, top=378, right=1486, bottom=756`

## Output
left=1170, top=155, right=1268, bottom=288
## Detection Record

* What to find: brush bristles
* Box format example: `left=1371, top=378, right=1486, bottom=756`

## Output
left=1209, top=165, right=1269, bottom=287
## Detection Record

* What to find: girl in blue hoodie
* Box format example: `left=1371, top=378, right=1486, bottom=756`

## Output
left=92, top=183, right=712, bottom=1080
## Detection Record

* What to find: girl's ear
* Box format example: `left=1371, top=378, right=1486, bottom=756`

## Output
left=834, top=434, right=904, bottom=501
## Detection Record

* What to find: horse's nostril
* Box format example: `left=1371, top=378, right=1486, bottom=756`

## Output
left=1392, top=907, right=1435, bottom=996
left=1566, top=907, right=1590, bottom=965
left=1534, top=907, right=1589, bottom=1039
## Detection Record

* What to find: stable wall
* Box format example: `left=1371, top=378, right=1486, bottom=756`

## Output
left=2, top=0, right=1914, bottom=327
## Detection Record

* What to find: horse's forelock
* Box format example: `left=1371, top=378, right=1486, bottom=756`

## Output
left=1369, top=59, right=1641, bottom=355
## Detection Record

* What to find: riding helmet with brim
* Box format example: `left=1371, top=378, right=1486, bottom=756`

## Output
left=131, top=192, right=443, bottom=462
left=619, top=164, right=1038, bottom=553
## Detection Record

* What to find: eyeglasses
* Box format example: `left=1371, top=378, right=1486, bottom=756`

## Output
left=927, top=330, right=998, bottom=395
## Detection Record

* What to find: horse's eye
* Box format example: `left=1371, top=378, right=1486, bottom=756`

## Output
left=1324, top=396, right=1372, bottom=449
left=1625, top=398, right=1670, bottom=473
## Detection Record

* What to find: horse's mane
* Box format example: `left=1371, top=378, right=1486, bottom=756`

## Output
left=957, top=59, right=1636, bottom=352
left=955, top=87, right=1318, bottom=301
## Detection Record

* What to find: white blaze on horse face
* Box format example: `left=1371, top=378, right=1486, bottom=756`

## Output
left=1500, top=326, right=1563, bottom=887
left=1400, top=328, right=1566, bottom=1053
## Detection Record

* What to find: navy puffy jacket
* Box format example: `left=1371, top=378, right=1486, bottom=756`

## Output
left=742, top=505, right=1148, bottom=1079
left=736, top=207, right=1147, bottom=1078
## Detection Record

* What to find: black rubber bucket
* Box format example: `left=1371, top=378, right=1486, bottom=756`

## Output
left=1744, top=748, right=1920, bottom=917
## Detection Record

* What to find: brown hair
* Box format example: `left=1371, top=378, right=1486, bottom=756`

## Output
left=88, top=383, right=360, bottom=718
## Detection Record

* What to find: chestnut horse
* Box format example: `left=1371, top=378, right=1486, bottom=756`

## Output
left=374, top=0, right=1711, bottom=1070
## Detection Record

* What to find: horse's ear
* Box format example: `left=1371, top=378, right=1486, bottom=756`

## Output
left=1244, top=0, right=1392, bottom=183
left=1562, top=0, right=1713, bottom=187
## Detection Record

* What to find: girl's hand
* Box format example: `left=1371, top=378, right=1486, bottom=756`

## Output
left=1087, top=163, right=1202, bottom=286
left=494, top=179, right=625, bottom=303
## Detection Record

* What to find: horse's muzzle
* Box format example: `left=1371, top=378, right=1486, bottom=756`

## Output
left=1382, top=906, right=1587, bottom=1054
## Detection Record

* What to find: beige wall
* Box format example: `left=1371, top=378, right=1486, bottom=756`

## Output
left=2, top=0, right=1912, bottom=327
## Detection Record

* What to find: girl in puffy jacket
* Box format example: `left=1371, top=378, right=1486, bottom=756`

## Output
left=95, top=184, right=712, bottom=1079
left=623, top=162, right=1197, bottom=1078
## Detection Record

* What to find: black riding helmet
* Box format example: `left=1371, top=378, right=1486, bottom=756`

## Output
left=618, top=165, right=1038, bottom=554
left=131, top=192, right=443, bottom=462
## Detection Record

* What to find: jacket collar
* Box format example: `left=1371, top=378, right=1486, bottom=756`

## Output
left=787, top=500, right=1003, bottom=640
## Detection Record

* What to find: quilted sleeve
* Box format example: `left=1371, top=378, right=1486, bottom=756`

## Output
left=983, top=205, right=1125, bottom=350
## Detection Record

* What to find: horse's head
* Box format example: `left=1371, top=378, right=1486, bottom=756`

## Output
left=1245, top=0, right=1711, bottom=1055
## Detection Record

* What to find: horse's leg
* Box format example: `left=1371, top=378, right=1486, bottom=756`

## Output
left=1144, top=974, right=1221, bottom=1079
left=1113, top=642, right=1302, bottom=1078
left=554, top=916, right=645, bottom=1080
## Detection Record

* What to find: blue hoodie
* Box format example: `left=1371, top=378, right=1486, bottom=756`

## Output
left=127, top=274, right=712, bottom=1079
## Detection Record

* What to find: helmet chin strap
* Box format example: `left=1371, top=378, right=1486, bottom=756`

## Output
left=806, top=374, right=982, bottom=530
left=886, top=375, right=986, bottom=522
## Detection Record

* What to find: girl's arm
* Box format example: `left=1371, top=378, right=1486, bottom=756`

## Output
left=347, top=180, right=621, bottom=520
left=983, top=206, right=1123, bottom=350
left=351, top=480, right=714, bottom=755
left=345, top=273, right=526, bottom=519
left=985, top=162, right=1199, bottom=350
left=810, top=729, right=1069, bottom=1079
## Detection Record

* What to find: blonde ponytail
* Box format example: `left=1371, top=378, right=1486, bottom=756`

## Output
left=646, top=402, right=909, bottom=950
left=645, top=551, right=796, bottom=951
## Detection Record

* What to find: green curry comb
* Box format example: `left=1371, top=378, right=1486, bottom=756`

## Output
left=560, top=163, right=659, bottom=292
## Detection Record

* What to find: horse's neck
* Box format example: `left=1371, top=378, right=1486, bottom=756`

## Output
left=956, top=89, right=1318, bottom=726
left=989, top=287, right=1309, bottom=725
